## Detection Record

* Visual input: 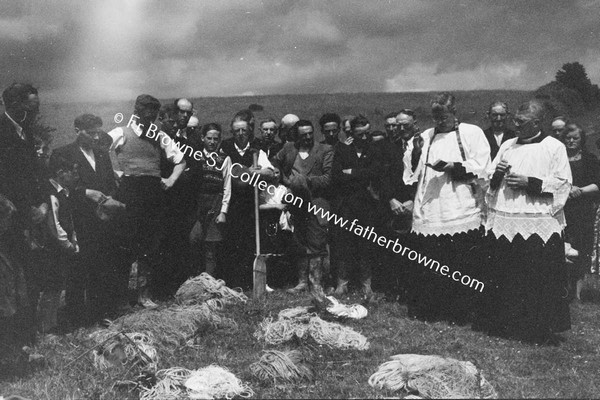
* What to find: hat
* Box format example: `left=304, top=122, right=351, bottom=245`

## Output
left=135, top=94, right=161, bottom=110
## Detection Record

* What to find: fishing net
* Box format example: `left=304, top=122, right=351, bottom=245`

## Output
left=368, top=354, right=497, bottom=399
left=89, top=330, right=158, bottom=371
left=175, top=273, right=248, bottom=308
left=250, top=349, right=314, bottom=384
left=254, top=307, right=370, bottom=350
left=107, top=304, right=237, bottom=349
left=139, top=365, right=253, bottom=400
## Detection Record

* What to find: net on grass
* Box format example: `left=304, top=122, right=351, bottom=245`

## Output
left=254, top=307, right=369, bottom=350
left=175, top=273, right=248, bottom=308
left=368, top=354, right=497, bottom=399
left=107, top=303, right=237, bottom=349
left=139, top=365, right=253, bottom=400
left=250, top=349, right=314, bottom=384
left=89, top=330, right=158, bottom=371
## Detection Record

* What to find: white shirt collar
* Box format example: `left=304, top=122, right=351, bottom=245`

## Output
left=235, top=142, right=250, bottom=154
left=49, top=178, right=69, bottom=197
left=5, top=112, right=24, bottom=140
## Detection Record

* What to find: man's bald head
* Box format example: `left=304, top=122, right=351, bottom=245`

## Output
left=175, top=98, right=194, bottom=129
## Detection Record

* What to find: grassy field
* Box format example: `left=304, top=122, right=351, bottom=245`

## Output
left=3, top=281, right=600, bottom=399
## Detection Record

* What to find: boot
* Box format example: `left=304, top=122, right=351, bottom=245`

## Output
left=308, top=257, right=326, bottom=304
left=334, top=279, right=349, bottom=296
left=362, top=277, right=376, bottom=303
left=38, top=290, right=61, bottom=334
left=334, top=260, right=349, bottom=296
left=287, top=259, right=308, bottom=294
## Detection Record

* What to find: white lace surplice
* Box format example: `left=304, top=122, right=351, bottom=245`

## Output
left=412, top=123, right=491, bottom=236
left=485, top=136, right=572, bottom=243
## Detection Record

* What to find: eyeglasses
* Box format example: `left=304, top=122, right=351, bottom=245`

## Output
left=512, top=118, right=533, bottom=127
left=178, top=110, right=193, bottom=116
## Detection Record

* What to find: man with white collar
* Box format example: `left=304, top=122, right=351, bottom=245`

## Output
left=108, top=94, right=186, bottom=308
left=482, top=100, right=572, bottom=344
left=483, top=101, right=516, bottom=160
left=408, top=92, right=490, bottom=325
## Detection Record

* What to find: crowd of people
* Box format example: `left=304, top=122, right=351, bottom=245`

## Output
left=1, top=82, right=598, bottom=376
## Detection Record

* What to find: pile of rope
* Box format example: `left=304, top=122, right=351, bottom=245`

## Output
left=368, top=354, right=497, bottom=399
left=175, top=272, right=248, bottom=309
left=139, top=365, right=253, bottom=400
left=106, top=303, right=237, bottom=349
left=88, top=330, right=158, bottom=371
left=254, top=307, right=370, bottom=350
left=250, top=350, right=314, bottom=384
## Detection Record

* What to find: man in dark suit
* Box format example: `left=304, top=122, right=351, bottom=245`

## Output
left=0, top=83, right=44, bottom=345
left=483, top=101, right=516, bottom=160
left=273, top=120, right=333, bottom=305
left=0, top=83, right=44, bottom=231
left=51, top=114, right=121, bottom=323
left=330, top=116, right=387, bottom=300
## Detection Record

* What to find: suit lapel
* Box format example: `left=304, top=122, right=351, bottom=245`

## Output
left=302, top=145, right=319, bottom=175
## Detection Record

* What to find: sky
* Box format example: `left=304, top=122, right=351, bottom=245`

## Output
left=1, top=0, right=599, bottom=103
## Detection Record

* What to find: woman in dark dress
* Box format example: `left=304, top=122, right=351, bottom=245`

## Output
left=563, top=124, right=600, bottom=301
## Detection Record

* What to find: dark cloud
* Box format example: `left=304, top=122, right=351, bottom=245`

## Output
left=0, top=0, right=598, bottom=102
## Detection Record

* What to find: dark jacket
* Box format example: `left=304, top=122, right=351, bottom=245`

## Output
left=273, top=141, right=334, bottom=202
left=0, top=113, right=43, bottom=227
left=51, top=142, right=117, bottom=243
left=484, top=128, right=516, bottom=160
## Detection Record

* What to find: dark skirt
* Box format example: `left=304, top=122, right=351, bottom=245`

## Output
left=479, top=232, right=571, bottom=341
left=406, top=227, right=486, bottom=324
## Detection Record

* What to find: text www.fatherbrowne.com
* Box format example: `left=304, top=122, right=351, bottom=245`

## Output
left=307, top=203, right=485, bottom=293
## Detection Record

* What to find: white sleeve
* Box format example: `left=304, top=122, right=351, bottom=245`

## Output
left=107, top=127, right=125, bottom=152
left=158, top=131, right=185, bottom=164
left=257, top=150, right=274, bottom=170
left=460, top=125, right=491, bottom=180
left=48, top=195, right=76, bottom=252
left=221, top=156, right=232, bottom=214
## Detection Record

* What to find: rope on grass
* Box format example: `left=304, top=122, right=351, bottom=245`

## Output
left=175, top=272, right=248, bottom=307
left=368, top=354, right=498, bottom=399
left=250, top=350, right=314, bottom=384
left=139, top=365, right=253, bottom=400
left=254, top=307, right=370, bottom=350
left=307, top=316, right=370, bottom=351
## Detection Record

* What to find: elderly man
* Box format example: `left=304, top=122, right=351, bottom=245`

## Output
left=108, top=94, right=186, bottom=308
left=0, top=83, right=44, bottom=344
left=483, top=101, right=516, bottom=160
left=550, top=116, right=568, bottom=139
left=220, top=114, right=274, bottom=289
left=273, top=120, right=333, bottom=305
left=52, top=114, right=121, bottom=323
left=482, top=100, right=571, bottom=344
left=173, top=98, right=194, bottom=142
left=408, top=92, right=490, bottom=324
left=279, top=114, right=299, bottom=144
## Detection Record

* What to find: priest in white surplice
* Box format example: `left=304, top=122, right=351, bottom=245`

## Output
left=407, top=92, right=491, bottom=324
left=481, top=100, right=572, bottom=344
